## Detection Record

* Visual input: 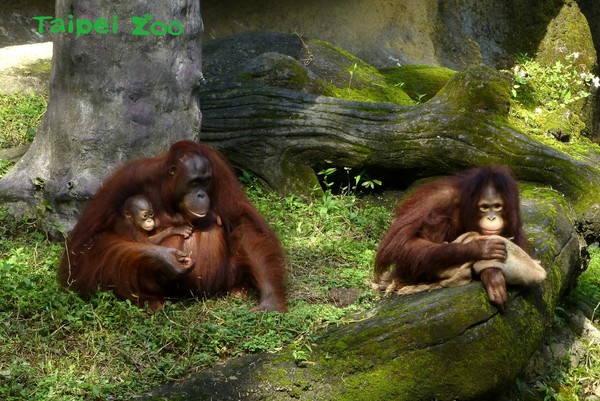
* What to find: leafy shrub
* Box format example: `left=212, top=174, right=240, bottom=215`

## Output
left=511, top=53, right=599, bottom=110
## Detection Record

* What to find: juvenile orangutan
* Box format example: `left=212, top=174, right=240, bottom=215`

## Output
left=375, top=166, right=544, bottom=310
left=120, top=194, right=192, bottom=244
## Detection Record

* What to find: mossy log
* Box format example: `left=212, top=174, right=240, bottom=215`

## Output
left=199, top=64, right=600, bottom=216
left=145, top=188, right=580, bottom=401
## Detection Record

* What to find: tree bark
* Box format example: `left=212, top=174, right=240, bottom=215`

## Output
left=0, top=0, right=203, bottom=229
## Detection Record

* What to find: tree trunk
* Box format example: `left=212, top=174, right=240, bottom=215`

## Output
left=0, top=0, right=203, bottom=230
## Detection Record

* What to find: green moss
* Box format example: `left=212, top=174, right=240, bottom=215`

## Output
left=569, top=245, right=600, bottom=308
left=351, top=145, right=373, bottom=157
left=236, top=54, right=334, bottom=96
left=306, top=39, right=382, bottom=86
left=312, top=287, right=536, bottom=397
left=306, top=39, right=414, bottom=106
left=326, top=312, right=543, bottom=400
left=436, top=66, right=513, bottom=114
left=535, top=0, right=596, bottom=70
left=327, top=66, right=415, bottom=105
left=328, top=83, right=414, bottom=105
left=379, top=65, right=457, bottom=103
left=544, top=108, right=586, bottom=142
left=508, top=106, right=600, bottom=162
left=521, top=184, right=571, bottom=254
left=278, top=159, right=320, bottom=196
left=237, top=71, right=253, bottom=82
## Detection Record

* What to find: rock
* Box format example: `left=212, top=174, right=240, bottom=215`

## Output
left=536, top=0, right=597, bottom=70
left=202, top=0, right=573, bottom=69
left=0, top=145, right=30, bottom=162
left=0, top=1, right=54, bottom=47
left=0, top=42, right=52, bottom=96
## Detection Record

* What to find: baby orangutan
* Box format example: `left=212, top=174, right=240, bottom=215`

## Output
left=122, top=194, right=192, bottom=245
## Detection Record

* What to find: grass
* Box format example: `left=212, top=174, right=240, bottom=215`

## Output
left=0, top=93, right=47, bottom=148
left=0, top=89, right=387, bottom=400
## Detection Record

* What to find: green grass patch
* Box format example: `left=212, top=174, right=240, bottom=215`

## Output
left=0, top=93, right=47, bottom=148
left=0, top=92, right=390, bottom=400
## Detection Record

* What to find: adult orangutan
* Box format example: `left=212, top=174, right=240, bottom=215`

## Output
left=374, top=165, right=526, bottom=310
left=59, top=141, right=287, bottom=312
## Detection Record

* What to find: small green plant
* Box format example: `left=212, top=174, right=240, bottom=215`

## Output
left=317, top=166, right=382, bottom=196
left=292, top=349, right=310, bottom=366
left=318, top=167, right=338, bottom=192
left=511, top=52, right=599, bottom=110
left=315, top=167, right=383, bottom=227
left=347, top=62, right=358, bottom=90
left=415, top=93, right=427, bottom=104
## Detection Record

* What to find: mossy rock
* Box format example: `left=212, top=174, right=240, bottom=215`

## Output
left=304, top=39, right=414, bottom=105
left=202, top=32, right=414, bottom=105
left=379, top=65, right=457, bottom=103
left=433, top=67, right=513, bottom=114
left=535, top=0, right=597, bottom=71
left=543, top=108, right=586, bottom=143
